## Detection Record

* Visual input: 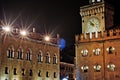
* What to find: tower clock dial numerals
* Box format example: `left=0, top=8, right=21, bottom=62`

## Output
left=86, top=17, right=100, bottom=33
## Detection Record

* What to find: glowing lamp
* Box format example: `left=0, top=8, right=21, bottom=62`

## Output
left=20, top=30, right=27, bottom=36
left=3, top=26, right=11, bottom=32
left=44, top=36, right=50, bottom=41
left=62, top=78, right=68, bottom=80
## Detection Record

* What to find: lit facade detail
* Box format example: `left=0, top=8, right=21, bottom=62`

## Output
left=81, top=49, right=88, bottom=57
left=94, top=64, right=101, bottom=72
left=93, top=48, right=100, bottom=55
left=81, top=65, right=89, bottom=72
left=75, top=0, right=120, bottom=79
left=0, top=29, right=60, bottom=80
left=107, top=63, right=115, bottom=71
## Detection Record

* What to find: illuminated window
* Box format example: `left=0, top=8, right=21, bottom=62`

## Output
left=22, top=68, right=25, bottom=76
left=97, top=0, right=101, bottom=2
left=54, top=72, right=57, bottom=78
left=81, top=65, right=89, bottom=72
left=81, top=49, right=88, bottom=57
left=107, top=46, right=115, bottom=54
left=17, top=48, right=23, bottom=59
left=93, top=48, right=100, bottom=55
left=92, top=0, right=95, bottom=3
left=26, top=49, right=32, bottom=61
left=38, top=70, right=41, bottom=77
left=107, top=63, right=115, bottom=71
left=14, top=68, right=17, bottom=75
left=5, top=67, right=8, bottom=74
left=94, top=64, right=101, bottom=72
left=29, top=69, right=33, bottom=76
left=46, top=53, right=50, bottom=63
left=7, top=47, right=14, bottom=58
left=46, top=71, right=49, bottom=77
left=53, top=54, right=57, bottom=64
left=38, top=51, right=43, bottom=62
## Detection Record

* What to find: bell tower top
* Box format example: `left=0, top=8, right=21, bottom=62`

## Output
left=89, top=0, right=104, bottom=4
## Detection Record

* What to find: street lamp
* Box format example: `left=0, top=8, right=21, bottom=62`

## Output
left=2, top=26, right=11, bottom=32
left=20, top=30, right=27, bottom=36
left=62, top=78, right=68, bottom=80
left=44, top=35, right=50, bottom=41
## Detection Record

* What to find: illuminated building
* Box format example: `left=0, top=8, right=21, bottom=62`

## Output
left=60, top=62, right=75, bottom=80
left=75, top=0, right=120, bottom=80
left=0, top=27, right=60, bottom=80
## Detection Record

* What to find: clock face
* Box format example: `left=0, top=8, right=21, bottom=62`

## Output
left=86, top=17, right=100, bottom=33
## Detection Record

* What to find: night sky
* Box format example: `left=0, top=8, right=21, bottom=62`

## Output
left=0, top=0, right=120, bottom=47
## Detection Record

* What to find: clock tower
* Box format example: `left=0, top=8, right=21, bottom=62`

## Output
left=80, top=0, right=114, bottom=33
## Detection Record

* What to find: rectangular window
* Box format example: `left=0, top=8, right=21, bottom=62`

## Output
left=29, top=69, right=33, bottom=76
left=5, top=67, right=8, bottom=74
left=46, top=71, right=49, bottom=77
left=54, top=72, right=57, bottom=78
left=38, top=70, right=41, bottom=77
left=22, top=68, right=25, bottom=76
left=53, top=57, right=57, bottom=64
left=14, top=68, right=17, bottom=75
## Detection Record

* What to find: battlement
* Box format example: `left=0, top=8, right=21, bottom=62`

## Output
left=80, top=2, right=104, bottom=17
left=75, top=29, right=120, bottom=43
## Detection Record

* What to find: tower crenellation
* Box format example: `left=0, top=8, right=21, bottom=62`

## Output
left=80, top=3, right=104, bottom=17
left=75, top=28, right=120, bottom=42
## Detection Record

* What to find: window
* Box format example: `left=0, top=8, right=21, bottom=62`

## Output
left=93, top=48, right=100, bottom=55
left=46, top=53, right=50, bottom=63
left=38, top=51, right=43, bottom=62
left=38, top=70, right=41, bottom=77
left=17, top=48, right=23, bottom=59
left=53, top=54, right=57, bottom=64
left=26, top=49, right=32, bottom=61
left=22, top=68, right=25, bottom=76
left=7, top=47, right=14, bottom=58
left=46, top=71, right=49, bottom=77
left=54, top=72, right=57, bottom=78
left=107, top=63, right=115, bottom=71
left=29, top=69, right=33, bottom=76
left=81, top=49, right=88, bottom=57
left=94, top=64, right=101, bottom=72
left=5, top=67, right=8, bottom=74
left=92, top=0, right=95, bottom=3
left=97, top=0, right=101, bottom=2
left=14, top=68, right=17, bottom=75
left=81, top=65, right=89, bottom=72
left=107, top=46, right=115, bottom=54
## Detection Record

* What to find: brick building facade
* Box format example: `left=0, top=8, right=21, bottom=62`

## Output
left=0, top=30, right=60, bottom=80
left=75, top=0, right=120, bottom=80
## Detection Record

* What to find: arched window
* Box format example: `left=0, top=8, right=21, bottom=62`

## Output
left=93, top=48, right=100, bottom=55
left=81, top=65, right=89, bottom=72
left=81, top=49, right=88, bottom=57
left=17, top=48, right=23, bottom=59
left=94, top=64, right=101, bottom=72
left=53, top=54, right=57, bottom=64
left=26, top=49, right=32, bottom=61
left=29, top=69, right=33, bottom=76
left=106, top=46, right=115, bottom=54
left=38, top=70, right=41, bottom=77
left=46, top=71, right=49, bottom=77
left=7, top=46, right=14, bottom=58
left=54, top=72, right=57, bottom=78
left=46, top=52, right=50, bottom=63
left=38, top=50, right=43, bottom=62
left=107, top=63, right=115, bottom=71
